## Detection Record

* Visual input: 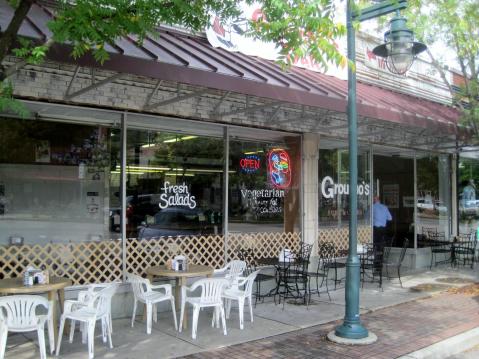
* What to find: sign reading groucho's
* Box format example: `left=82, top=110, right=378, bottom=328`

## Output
left=321, top=176, right=370, bottom=199
left=159, top=181, right=197, bottom=209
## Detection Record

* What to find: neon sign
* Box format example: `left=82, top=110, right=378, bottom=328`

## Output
left=267, top=149, right=292, bottom=189
left=240, top=154, right=260, bottom=173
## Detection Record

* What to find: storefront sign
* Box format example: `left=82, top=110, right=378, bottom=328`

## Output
left=320, top=176, right=370, bottom=199
left=268, top=149, right=292, bottom=189
left=241, top=188, right=284, bottom=215
left=159, top=182, right=197, bottom=209
left=240, top=154, right=260, bottom=173
left=240, top=189, right=285, bottom=200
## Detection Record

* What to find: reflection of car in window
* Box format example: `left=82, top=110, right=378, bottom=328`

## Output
left=459, top=199, right=479, bottom=216
left=434, top=201, right=447, bottom=214
left=417, top=198, right=434, bottom=212
left=137, top=206, right=215, bottom=239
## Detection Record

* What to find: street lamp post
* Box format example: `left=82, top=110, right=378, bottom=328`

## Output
left=331, top=0, right=426, bottom=342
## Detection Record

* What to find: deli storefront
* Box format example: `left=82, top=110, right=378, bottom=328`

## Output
left=0, top=2, right=466, bottom=287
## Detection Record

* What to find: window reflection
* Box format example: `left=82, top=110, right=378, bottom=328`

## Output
left=416, top=154, right=451, bottom=237
left=0, top=118, right=120, bottom=244
left=458, top=156, right=479, bottom=234
left=126, top=130, right=223, bottom=239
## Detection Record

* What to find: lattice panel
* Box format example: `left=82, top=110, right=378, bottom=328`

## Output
left=318, top=226, right=372, bottom=253
left=226, top=232, right=301, bottom=261
left=126, top=235, right=225, bottom=277
left=0, top=240, right=122, bottom=285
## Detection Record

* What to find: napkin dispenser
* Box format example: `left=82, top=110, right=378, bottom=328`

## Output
left=173, top=255, right=188, bottom=271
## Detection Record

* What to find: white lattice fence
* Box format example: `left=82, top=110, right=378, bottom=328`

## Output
left=0, top=240, right=122, bottom=285
left=126, top=235, right=225, bottom=277
left=226, top=232, right=301, bottom=260
left=318, top=226, right=372, bottom=253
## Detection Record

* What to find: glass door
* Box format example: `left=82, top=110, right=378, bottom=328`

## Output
left=373, top=155, right=414, bottom=247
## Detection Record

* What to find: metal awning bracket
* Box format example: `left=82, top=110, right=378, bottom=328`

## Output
left=64, top=71, right=123, bottom=100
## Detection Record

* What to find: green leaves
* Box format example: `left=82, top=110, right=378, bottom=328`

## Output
left=0, top=80, right=29, bottom=118
left=12, top=38, right=48, bottom=64
left=248, top=0, right=346, bottom=71
left=44, top=0, right=343, bottom=70
left=48, top=0, right=242, bottom=64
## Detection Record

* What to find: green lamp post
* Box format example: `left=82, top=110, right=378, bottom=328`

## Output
left=332, top=0, right=427, bottom=341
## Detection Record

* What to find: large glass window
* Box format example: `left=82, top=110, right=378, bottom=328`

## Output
left=318, top=149, right=370, bottom=227
left=228, top=136, right=301, bottom=233
left=416, top=154, right=451, bottom=237
left=125, top=130, right=223, bottom=239
left=458, top=154, right=479, bottom=234
left=0, top=117, right=119, bottom=245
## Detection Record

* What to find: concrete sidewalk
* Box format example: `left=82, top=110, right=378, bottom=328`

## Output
left=4, top=267, right=479, bottom=359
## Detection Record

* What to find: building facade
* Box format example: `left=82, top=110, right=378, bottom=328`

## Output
left=0, top=1, right=473, bottom=288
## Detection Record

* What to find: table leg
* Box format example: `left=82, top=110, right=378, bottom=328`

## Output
left=58, top=289, right=65, bottom=312
left=47, top=290, right=58, bottom=341
left=57, top=289, right=70, bottom=334
left=334, top=266, right=338, bottom=290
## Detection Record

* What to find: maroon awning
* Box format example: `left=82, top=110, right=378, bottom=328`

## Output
left=1, top=0, right=461, bottom=135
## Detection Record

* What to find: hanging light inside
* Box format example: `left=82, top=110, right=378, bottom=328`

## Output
left=372, top=14, right=427, bottom=75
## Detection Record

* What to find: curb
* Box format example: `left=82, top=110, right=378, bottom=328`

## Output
left=398, top=327, right=479, bottom=359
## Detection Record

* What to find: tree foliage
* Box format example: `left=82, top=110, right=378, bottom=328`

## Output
left=406, top=0, right=479, bottom=136
left=0, top=0, right=345, bottom=116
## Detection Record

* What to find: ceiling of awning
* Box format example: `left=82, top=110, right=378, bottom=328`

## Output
left=0, top=0, right=464, bottom=141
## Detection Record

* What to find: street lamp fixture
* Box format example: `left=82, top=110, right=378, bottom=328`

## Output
left=373, top=14, right=427, bottom=75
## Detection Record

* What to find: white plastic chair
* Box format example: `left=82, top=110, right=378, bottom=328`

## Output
left=214, top=260, right=246, bottom=284
left=0, top=295, right=54, bottom=359
left=56, top=283, right=118, bottom=359
left=222, top=270, right=259, bottom=329
left=179, top=278, right=229, bottom=339
left=126, top=273, right=177, bottom=334
left=65, top=283, right=117, bottom=344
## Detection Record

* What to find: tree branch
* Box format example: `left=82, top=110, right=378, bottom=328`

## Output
left=0, top=0, right=34, bottom=80
left=425, top=49, right=457, bottom=102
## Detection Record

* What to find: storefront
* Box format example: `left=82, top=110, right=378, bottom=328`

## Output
left=0, top=2, right=468, bottom=286
left=0, top=103, right=303, bottom=279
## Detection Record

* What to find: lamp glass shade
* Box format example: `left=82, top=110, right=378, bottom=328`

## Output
left=372, top=16, right=427, bottom=75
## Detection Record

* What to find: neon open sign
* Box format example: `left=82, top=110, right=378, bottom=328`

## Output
left=240, top=154, right=260, bottom=173
left=268, top=149, right=292, bottom=189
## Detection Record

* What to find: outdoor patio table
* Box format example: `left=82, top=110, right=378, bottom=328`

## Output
left=255, top=257, right=300, bottom=301
left=0, top=276, right=72, bottom=341
left=146, top=264, right=214, bottom=329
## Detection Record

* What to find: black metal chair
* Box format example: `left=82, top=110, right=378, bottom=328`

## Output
left=428, top=231, right=452, bottom=269
left=321, top=243, right=346, bottom=290
left=275, top=244, right=312, bottom=308
left=307, top=242, right=333, bottom=301
left=360, top=243, right=384, bottom=289
left=237, top=248, right=276, bottom=305
left=383, top=238, right=409, bottom=287
left=452, top=234, right=477, bottom=269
